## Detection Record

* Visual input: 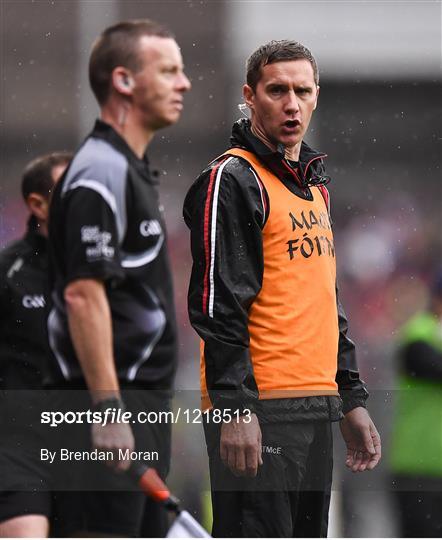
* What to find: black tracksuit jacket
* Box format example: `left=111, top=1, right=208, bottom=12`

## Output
left=0, top=220, right=50, bottom=389
left=184, top=119, right=368, bottom=422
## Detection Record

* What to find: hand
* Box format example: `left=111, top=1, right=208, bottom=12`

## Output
left=220, top=412, right=263, bottom=477
left=339, top=406, right=381, bottom=472
left=92, top=421, right=135, bottom=471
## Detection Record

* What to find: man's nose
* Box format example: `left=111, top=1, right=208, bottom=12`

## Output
left=284, top=90, right=299, bottom=113
left=177, top=72, right=191, bottom=92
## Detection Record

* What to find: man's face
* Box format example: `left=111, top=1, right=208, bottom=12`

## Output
left=27, top=161, right=68, bottom=237
left=131, top=36, right=191, bottom=130
left=244, top=59, right=319, bottom=151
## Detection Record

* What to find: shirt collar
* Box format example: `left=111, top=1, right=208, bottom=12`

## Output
left=90, top=119, right=156, bottom=184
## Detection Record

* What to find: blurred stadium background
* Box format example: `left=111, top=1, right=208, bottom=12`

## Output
left=1, top=1, right=440, bottom=536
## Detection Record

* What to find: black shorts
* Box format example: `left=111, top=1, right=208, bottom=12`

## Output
left=47, top=384, right=172, bottom=537
left=0, top=389, right=52, bottom=522
left=204, top=417, right=333, bottom=537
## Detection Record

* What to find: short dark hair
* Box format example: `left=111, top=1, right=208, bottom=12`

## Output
left=246, top=40, right=319, bottom=90
left=21, top=152, right=72, bottom=201
left=89, top=19, right=174, bottom=105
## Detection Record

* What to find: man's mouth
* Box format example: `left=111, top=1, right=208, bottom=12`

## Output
left=283, top=119, right=301, bottom=129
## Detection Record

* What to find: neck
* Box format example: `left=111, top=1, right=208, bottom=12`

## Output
left=284, top=144, right=301, bottom=162
left=34, top=219, right=48, bottom=238
left=250, top=122, right=301, bottom=161
left=101, top=102, right=154, bottom=159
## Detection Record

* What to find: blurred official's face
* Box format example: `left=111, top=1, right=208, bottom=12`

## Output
left=132, top=36, right=191, bottom=130
left=244, top=59, right=319, bottom=151
left=27, top=161, right=68, bottom=237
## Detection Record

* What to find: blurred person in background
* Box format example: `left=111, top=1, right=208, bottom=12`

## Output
left=389, top=272, right=442, bottom=537
left=47, top=19, right=190, bottom=537
left=184, top=39, right=381, bottom=537
left=0, top=152, right=71, bottom=537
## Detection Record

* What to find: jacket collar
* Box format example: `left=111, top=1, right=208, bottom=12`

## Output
left=90, top=119, right=157, bottom=185
left=229, top=118, right=329, bottom=188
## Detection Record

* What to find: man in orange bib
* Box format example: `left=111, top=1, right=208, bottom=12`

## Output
left=184, top=40, right=381, bottom=537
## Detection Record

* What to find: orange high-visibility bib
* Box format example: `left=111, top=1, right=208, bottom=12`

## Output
left=201, top=148, right=339, bottom=409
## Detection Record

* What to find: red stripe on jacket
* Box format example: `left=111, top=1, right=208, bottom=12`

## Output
left=202, top=158, right=227, bottom=314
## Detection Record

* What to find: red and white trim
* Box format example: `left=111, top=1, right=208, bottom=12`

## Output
left=318, top=185, right=331, bottom=214
left=208, top=157, right=234, bottom=317
left=202, top=156, right=234, bottom=317
left=202, top=157, right=268, bottom=317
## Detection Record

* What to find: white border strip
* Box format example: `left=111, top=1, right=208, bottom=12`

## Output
left=67, top=179, right=117, bottom=215
left=121, top=234, right=164, bottom=268
left=127, top=310, right=166, bottom=380
left=208, top=157, right=233, bottom=318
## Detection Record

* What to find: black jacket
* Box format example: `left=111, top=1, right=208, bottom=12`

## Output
left=184, top=119, right=368, bottom=422
left=0, top=219, right=50, bottom=388
left=48, top=120, right=177, bottom=387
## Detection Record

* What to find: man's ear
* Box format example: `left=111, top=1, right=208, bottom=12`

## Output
left=26, top=193, right=49, bottom=222
left=243, top=84, right=255, bottom=110
left=313, top=85, right=320, bottom=111
left=112, top=67, right=135, bottom=97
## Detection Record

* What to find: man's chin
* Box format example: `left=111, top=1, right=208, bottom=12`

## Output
left=165, top=111, right=183, bottom=125
left=150, top=114, right=181, bottom=131
left=277, top=134, right=303, bottom=150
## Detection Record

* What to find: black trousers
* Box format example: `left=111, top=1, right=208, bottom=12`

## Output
left=204, top=419, right=333, bottom=537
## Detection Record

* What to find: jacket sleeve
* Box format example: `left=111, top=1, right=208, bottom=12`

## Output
left=335, top=285, right=369, bottom=414
left=184, top=156, right=267, bottom=412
